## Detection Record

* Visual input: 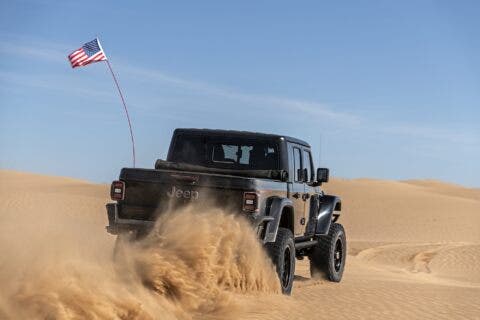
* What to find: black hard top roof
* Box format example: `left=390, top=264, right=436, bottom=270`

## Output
left=174, top=128, right=310, bottom=147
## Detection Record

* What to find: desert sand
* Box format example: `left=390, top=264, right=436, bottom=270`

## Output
left=0, top=170, right=479, bottom=319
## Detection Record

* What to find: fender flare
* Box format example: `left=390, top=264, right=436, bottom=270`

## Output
left=263, top=197, right=294, bottom=243
left=315, top=195, right=342, bottom=235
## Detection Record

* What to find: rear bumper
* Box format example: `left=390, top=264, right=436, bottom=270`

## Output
left=106, top=203, right=274, bottom=239
left=106, top=203, right=154, bottom=235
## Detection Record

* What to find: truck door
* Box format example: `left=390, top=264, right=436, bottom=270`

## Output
left=289, top=144, right=307, bottom=236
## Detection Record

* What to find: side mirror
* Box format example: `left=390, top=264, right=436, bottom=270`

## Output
left=316, top=168, right=329, bottom=184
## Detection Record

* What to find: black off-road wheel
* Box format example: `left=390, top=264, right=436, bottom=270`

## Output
left=309, top=223, right=346, bottom=282
left=265, top=227, right=295, bottom=295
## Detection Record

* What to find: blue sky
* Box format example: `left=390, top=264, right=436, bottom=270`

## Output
left=0, top=1, right=479, bottom=186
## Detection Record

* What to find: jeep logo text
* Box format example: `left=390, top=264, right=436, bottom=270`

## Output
left=166, top=186, right=199, bottom=200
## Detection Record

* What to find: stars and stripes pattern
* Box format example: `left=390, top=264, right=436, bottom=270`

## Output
left=68, top=38, right=107, bottom=68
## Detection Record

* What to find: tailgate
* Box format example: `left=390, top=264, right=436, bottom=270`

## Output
left=117, top=168, right=254, bottom=220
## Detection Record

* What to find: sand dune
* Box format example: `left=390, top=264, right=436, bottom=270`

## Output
left=323, top=178, right=480, bottom=243
left=0, top=170, right=479, bottom=319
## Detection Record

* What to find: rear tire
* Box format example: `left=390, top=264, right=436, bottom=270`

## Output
left=265, top=227, right=295, bottom=295
left=309, top=223, right=346, bottom=282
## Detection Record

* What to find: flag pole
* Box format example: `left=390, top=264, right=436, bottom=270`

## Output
left=105, top=60, right=136, bottom=167
left=97, top=38, right=136, bottom=168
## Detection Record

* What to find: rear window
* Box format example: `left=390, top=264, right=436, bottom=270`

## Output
left=169, top=134, right=279, bottom=170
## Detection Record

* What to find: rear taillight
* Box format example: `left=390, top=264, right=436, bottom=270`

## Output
left=243, top=192, right=259, bottom=212
left=110, top=180, right=125, bottom=201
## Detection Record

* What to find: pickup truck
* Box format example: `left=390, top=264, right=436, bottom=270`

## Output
left=106, top=128, right=346, bottom=294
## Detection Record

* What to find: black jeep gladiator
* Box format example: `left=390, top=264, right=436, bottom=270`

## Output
left=106, top=128, right=346, bottom=294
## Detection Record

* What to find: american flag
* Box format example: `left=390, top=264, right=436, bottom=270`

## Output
left=68, top=38, right=107, bottom=68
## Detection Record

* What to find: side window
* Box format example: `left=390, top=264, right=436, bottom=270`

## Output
left=293, top=147, right=302, bottom=182
left=303, top=150, right=313, bottom=182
